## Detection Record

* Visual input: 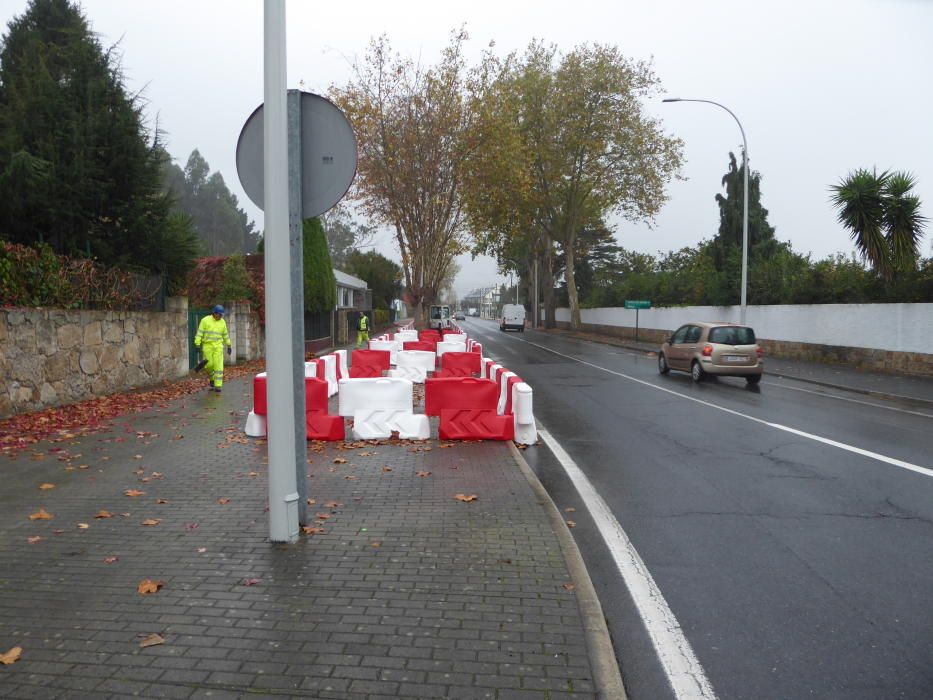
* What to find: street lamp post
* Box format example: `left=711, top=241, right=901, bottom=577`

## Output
left=663, top=97, right=749, bottom=325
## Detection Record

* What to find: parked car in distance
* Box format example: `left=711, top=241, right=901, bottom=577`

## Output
left=454, top=312, right=465, bottom=320
left=658, top=322, right=763, bottom=384
left=500, top=304, right=526, bottom=332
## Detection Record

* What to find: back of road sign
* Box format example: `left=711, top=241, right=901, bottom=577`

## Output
left=236, top=91, right=357, bottom=217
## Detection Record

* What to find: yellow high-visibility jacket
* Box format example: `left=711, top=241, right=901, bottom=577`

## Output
left=194, top=315, right=231, bottom=349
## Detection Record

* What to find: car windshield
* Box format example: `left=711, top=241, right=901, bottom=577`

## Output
left=708, top=326, right=756, bottom=345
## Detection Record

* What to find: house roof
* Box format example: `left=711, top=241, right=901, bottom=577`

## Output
left=334, top=269, right=368, bottom=290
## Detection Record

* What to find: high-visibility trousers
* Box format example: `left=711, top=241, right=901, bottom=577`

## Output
left=356, top=330, right=370, bottom=348
left=201, top=344, right=225, bottom=388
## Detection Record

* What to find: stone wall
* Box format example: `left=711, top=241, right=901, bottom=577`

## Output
left=0, top=299, right=189, bottom=418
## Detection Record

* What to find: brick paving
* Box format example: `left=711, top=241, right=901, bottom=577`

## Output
left=0, top=373, right=601, bottom=699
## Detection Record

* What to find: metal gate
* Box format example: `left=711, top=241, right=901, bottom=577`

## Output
left=187, top=308, right=212, bottom=370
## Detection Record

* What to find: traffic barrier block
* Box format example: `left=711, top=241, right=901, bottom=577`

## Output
left=368, top=339, right=399, bottom=365
left=419, top=330, right=441, bottom=343
left=396, top=350, right=436, bottom=372
left=244, top=410, right=267, bottom=437
left=337, top=377, right=414, bottom=417
left=350, top=364, right=382, bottom=378
left=304, top=360, right=320, bottom=378
left=352, top=408, right=430, bottom=440
left=319, top=354, right=338, bottom=396
left=253, top=372, right=268, bottom=415
left=436, top=340, right=466, bottom=359
left=388, top=366, right=427, bottom=383
left=480, top=357, right=494, bottom=379
left=306, top=410, right=345, bottom=441
left=512, top=382, right=537, bottom=445
left=352, top=349, right=391, bottom=372
left=305, top=377, right=329, bottom=412
left=424, top=377, right=498, bottom=416
left=443, top=332, right=467, bottom=344
left=470, top=342, right=482, bottom=355
left=403, top=340, right=435, bottom=352
left=497, top=372, right=522, bottom=415
left=488, top=363, right=503, bottom=386
left=439, top=408, right=514, bottom=440
left=440, top=351, right=481, bottom=376
left=334, top=349, right=348, bottom=379
left=395, top=329, right=419, bottom=343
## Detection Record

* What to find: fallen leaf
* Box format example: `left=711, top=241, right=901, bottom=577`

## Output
left=301, top=526, right=325, bottom=535
left=38, top=483, right=56, bottom=490
left=316, top=513, right=331, bottom=520
left=216, top=498, right=230, bottom=505
left=94, top=510, right=114, bottom=519
left=439, top=443, right=455, bottom=449
left=78, top=464, right=89, bottom=470
left=416, top=471, right=432, bottom=477
left=241, top=578, right=261, bottom=586
left=333, top=457, right=347, bottom=464
left=0, top=646, right=22, bottom=665
left=27, top=536, right=42, bottom=544
left=141, top=519, right=161, bottom=526
left=561, top=583, right=576, bottom=591
left=77, top=522, right=90, bottom=529
left=156, top=498, right=168, bottom=504
left=185, top=522, right=199, bottom=530
left=133, top=454, right=143, bottom=459
left=28, top=507, right=53, bottom=520
left=566, top=520, right=576, bottom=528
left=139, top=633, right=165, bottom=648
left=196, top=547, right=207, bottom=553
left=359, top=451, right=372, bottom=457
left=137, top=579, right=164, bottom=594
left=323, top=500, right=343, bottom=508
left=344, top=475, right=358, bottom=480
left=382, top=467, right=392, bottom=473
left=306, top=498, right=316, bottom=506
left=52, top=529, right=64, bottom=535
left=124, top=489, right=145, bottom=497
left=564, top=507, right=576, bottom=513
left=248, top=471, right=259, bottom=477
left=371, top=542, right=381, bottom=548
left=454, top=494, right=478, bottom=503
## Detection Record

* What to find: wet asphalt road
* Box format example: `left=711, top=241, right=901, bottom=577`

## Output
left=463, top=318, right=933, bottom=700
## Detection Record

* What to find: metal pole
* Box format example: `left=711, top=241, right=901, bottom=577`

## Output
left=287, top=90, right=308, bottom=526
left=635, top=308, right=639, bottom=344
left=662, top=98, right=749, bottom=324
left=263, top=0, right=299, bottom=544
left=534, top=257, right=538, bottom=329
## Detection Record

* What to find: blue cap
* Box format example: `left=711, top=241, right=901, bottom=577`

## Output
left=213, top=305, right=225, bottom=315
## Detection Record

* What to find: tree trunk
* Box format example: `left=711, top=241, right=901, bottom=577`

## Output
left=565, top=241, right=582, bottom=330
left=543, top=242, right=556, bottom=329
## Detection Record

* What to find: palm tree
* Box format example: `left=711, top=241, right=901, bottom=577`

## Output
left=830, top=169, right=926, bottom=278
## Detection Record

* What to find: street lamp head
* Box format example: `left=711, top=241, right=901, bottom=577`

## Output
left=662, top=97, right=681, bottom=102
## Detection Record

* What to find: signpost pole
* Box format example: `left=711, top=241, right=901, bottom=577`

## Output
left=263, top=0, right=299, bottom=543
left=287, top=90, right=308, bottom=526
left=636, top=308, right=639, bottom=344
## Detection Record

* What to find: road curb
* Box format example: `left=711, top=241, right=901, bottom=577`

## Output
left=508, top=440, right=628, bottom=700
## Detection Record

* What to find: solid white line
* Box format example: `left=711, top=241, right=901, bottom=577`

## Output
left=512, top=336, right=933, bottom=479
left=761, top=380, right=933, bottom=419
left=538, top=428, right=717, bottom=700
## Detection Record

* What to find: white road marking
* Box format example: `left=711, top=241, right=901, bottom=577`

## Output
left=538, top=428, right=717, bottom=700
left=761, top=380, right=933, bottom=419
left=487, top=330, right=933, bottom=479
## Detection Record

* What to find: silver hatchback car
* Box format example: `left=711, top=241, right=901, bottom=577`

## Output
left=659, top=322, right=763, bottom=384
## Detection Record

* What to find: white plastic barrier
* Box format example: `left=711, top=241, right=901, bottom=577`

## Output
left=352, top=409, right=430, bottom=440
left=395, top=329, right=418, bottom=343
left=396, top=350, right=436, bottom=372
left=334, top=349, right=348, bottom=379
left=304, top=361, right=318, bottom=378
left=388, top=366, right=427, bottom=383
left=337, top=377, right=413, bottom=417
left=480, top=357, right=492, bottom=379
left=320, top=354, right=338, bottom=397
left=368, top=339, right=400, bottom=365
left=497, top=370, right=517, bottom=415
left=244, top=410, right=267, bottom=438
left=444, top=333, right=467, bottom=344
left=435, top=340, right=466, bottom=358
left=488, top=363, right=502, bottom=385
left=512, top=383, right=537, bottom=445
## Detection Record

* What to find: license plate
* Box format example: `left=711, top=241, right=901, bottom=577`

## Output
left=724, top=355, right=746, bottom=363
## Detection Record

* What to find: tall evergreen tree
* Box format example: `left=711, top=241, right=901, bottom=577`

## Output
left=303, top=217, right=336, bottom=313
left=0, top=0, right=172, bottom=267
left=711, top=151, right=776, bottom=270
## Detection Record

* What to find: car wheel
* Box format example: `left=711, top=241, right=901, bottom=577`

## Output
left=658, top=353, right=669, bottom=375
left=691, top=361, right=704, bottom=383
left=746, top=374, right=762, bottom=385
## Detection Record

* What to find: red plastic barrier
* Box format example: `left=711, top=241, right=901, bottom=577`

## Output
left=403, top=340, right=435, bottom=352
left=439, top=409, right=514, bottom=440
left=254, top=375, right=327, bottom=415
left=441, top=328, right=461, bottom=336
left=349, top=364, right=382, bottom=378
left=470, top=341, right=482, bottom=354
left=306, top=410, right=345, bottom=441
left=482, top=358, right=495, bottom=378
left=492, top=365, right=506, bottom=386
left=440, top=351, right=481, bottom=376
left=419, top=330, right=441, bottom=342
left=433, top=368, right=468, bottom=378
left=424, top=377, right=498, bottom=417
left=502, top=374, right=522, bottom=415
left=351, top=349, right=391, bottom=371
left=253, top=374, right=267, bottom=415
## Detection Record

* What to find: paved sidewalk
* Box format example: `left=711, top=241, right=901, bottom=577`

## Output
left=0, top=372, right=618, bottom=699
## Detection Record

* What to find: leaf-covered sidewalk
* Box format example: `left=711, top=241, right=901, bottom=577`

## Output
left=0, top=371, right=602, bottom=699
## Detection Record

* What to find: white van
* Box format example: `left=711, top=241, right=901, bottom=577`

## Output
left=500, top=304, right=526, bottom=332
left=429, top=304, right=452, bottom=330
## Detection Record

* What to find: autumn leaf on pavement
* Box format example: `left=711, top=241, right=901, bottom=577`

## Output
left=38, top=483, right=56, bottom=490
left=0, top=646, right=23, bottom=665
left=139, top=633, right=164, bottom=648
left=344, top=475, right=358, bottom=480
left=196, top=547, right=207, bottom=553
left=561, top=583, right=576, bottom=591
left=316, top=513, right=331, bottom=520
left=137, top=579, right=164, bottom=594
left=104, top=556, right=119, bottom=564
left=333, top=457, right=347, bottom=464
left=124, top=489, right=145, bottom=497
left=453, top=494, right=478, bottom=503
left=371, top=542, right=381, bottom=548
left=416, top=471, right=432, bottom=477
left=77, top=523, right=90, bottom=530
left=382, top=467, right=392, bottom=473
left=306, top=498, right=316, bottom=506
left=156, top=499, right=168, bottom=504
left=27, top=536, right=42, bottom=544
left=28, top=507, right=53, bottom=520
left=566, top=520, right=576, bottom=528
left=185, top=522, right=199, bottom=530
left=241, top=578, right=261, bottom=586
left=439, top=443, right=455, bottom=449
left=217, top=498, right=230, bottom=505
left=323, top=500, right=342, bottom=508
left=141, top=519, right=161, bottom=526
left=301, top=526, right=325, bottom=535
left=565, top=507, right=576, bottom=513
left=94, top=510, right=114, bottom=519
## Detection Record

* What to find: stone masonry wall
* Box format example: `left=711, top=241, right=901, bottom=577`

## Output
left=0, top=298, right=189, bottom=418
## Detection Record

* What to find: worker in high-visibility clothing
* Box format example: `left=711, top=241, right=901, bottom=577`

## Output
left=355, top=311, right=370, bottom=348
left=194, top=305, right=232, bottom=392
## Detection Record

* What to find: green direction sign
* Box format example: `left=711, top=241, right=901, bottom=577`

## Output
left=624, top=300, right=651, bottom=309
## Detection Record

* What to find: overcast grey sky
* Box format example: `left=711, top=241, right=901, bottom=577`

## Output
left=3, top=0, right=930, bottom=297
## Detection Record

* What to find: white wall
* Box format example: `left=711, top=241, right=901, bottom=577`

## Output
left=556, top=303, right=933, bottom=354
